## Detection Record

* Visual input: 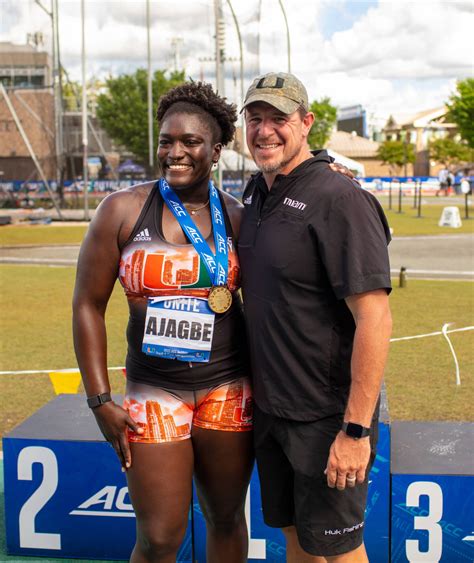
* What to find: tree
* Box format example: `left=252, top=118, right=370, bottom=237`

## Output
left=429, top=138, right=473, bottom=166
left=377, top=140, right=415, bottom=174
left=307, top=97, right=337, bottom=149
left=62, top=77, right=81, bottom=112
left=446, top=78, right=474, bottom=148
left=96, top=69, right=185, bottom=166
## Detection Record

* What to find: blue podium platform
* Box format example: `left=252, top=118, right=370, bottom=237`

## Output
left=390, top=421, right=474, bottom=563
left=3, top=394, right=392, bottom=561
left=193, top=418, right=390, bottom=562
left=2, top=395, right=192, bottom=561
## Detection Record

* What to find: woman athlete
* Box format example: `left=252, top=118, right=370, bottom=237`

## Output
left=73, top=82, right=253, bottom=563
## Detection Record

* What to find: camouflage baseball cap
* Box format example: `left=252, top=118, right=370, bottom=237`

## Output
left=241, top=72, right=309, bottom=114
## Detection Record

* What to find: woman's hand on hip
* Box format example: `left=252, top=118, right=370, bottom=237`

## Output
left=92, top=402, right=144, bottom=470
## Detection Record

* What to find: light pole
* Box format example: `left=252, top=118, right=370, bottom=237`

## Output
left=278, top=0, right=291, bottom=73
left=403, top=131, right=408, bottom=177
left=34, top=0, right=64, bottom=192
left=81, top=0, right=89, bottom=221
left=214, top=0, right=226, bottom=96
left=146, top=0, right=154, bottom=173
left=171, top=37, right=183, bottom=72
left=225, top=0, right=245, bottom=188
left=214, top=0, right=225, bottom=189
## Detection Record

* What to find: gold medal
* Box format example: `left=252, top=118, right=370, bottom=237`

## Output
left=208, top=286, right=232, bottom=314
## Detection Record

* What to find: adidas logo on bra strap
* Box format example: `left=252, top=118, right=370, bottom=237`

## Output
left=133, top=228, right=152, bottom=242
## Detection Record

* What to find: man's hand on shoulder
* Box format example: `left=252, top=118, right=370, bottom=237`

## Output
left=329, top=162, right=360, bottom=185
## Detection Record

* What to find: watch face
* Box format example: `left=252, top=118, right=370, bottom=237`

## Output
left=345, top=422, right=364, bottom=438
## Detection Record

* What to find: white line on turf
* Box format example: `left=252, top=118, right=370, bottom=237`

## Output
left=0, top=327, right=472, bottom=375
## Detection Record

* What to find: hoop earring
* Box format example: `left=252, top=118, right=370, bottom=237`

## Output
left=212, top=160, right=219, bottom=171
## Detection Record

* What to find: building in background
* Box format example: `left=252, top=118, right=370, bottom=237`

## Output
left=0, top=41, right=56, bottom=180
left=383, top=107, right=457, bottom=176
left=63, top=112, right=120, bottom=181
left=366, top=112, right=387, bottom=143
left=0, top=39, right=52, bottom=88
left=0, top=41, right=119, bottom=182
left=337, top=105, right=368, bottom=138
left=326, top=130, right=392, bottom=177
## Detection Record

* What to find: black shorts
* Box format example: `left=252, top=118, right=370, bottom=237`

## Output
left=253, top=404, right=378, bottom=557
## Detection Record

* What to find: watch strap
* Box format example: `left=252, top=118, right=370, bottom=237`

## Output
left=87, top=392, right=112, bottom=409
left=341, top=421, right=371, bottom=439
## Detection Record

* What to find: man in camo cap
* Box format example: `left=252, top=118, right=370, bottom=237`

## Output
left=238, top=72, right=392, bottom=562
left=242, top=72, right=309, bottom=115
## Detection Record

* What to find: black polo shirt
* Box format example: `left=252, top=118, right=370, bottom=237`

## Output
left=238, top=150, right=391, bottom=421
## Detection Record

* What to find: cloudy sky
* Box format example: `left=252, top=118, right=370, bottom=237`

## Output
left=1, top=0, right=472, bottom=121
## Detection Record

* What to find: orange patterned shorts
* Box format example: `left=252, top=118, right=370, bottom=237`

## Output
left=124, top=377, right=253, bottom=443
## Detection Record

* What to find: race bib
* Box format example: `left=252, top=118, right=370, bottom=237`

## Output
left=142, top=296, right=215, bottom=362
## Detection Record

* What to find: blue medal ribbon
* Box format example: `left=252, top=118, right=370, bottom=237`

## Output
left=158, top=178, right=229, bottom=287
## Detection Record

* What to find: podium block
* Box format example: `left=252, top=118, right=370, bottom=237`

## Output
left=193, top=395, right=391, bottom=562
left=4, top=393, right=392, bottom=561
left=391, top=422, right=474, bottom=562
left=3, top=395, right=192, bottom=561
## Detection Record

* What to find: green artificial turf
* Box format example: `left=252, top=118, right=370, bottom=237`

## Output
left=385, top=280, right=474, bottom=421
left=0, top=225, right=88, bottom=247
left=1, top=265, right=472, bottom=443
left=382, top=203, right=474, bottom=236
left=0, top=265, right=127, bottom=440
left=0, top=201, right=473, bottom=246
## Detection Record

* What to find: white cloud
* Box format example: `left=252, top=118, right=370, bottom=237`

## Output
left=0, top=0, right=471, bottom=117
left=318, top=1, right=473, bottom=79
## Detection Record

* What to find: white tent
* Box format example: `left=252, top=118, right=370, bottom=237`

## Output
left=326, top=149, right=365, bottom=177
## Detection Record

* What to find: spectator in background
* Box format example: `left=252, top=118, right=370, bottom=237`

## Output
left=374, top=178, right=384, bottom=192
left=436, top=166, right=449, bottom=196
left=447, top=170, right=455, bottom=195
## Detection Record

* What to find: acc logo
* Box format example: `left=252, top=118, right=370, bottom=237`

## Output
left=213, top=206, right=223, bottom=225
left=169, top=200, right=186, bottom=216
left=202, top=253, right=216, bottom=273
left=184, top=226, right=204, bottom=244
left=216, top=232, right=226, bottom=253
left=70, top=485, right=135, bottom=518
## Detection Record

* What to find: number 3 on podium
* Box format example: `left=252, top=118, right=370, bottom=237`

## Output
left=405, top=481, right=443, bottom=562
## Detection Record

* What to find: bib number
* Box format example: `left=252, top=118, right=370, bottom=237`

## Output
left=142, top=297, right=215, bottom=362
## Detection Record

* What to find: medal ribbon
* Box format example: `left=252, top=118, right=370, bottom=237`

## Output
left=158, top=178, right=229, bottom=287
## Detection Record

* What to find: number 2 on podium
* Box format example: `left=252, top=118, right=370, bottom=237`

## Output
left=18, top=446, right=61, bottom=550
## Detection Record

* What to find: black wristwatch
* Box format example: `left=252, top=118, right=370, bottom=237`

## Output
left=341, top=421, right=370, bottom=440
left=87, top=392, right=112, bottom=409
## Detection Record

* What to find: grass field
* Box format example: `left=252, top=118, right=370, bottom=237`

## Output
left=0, top=200, right=473, bottom=246
left=0, top=265, right=127, bottom=441
left=0, top=264, right=472, bottom=446
left=0, top=224, right=88, bottom=246
left=383, top=203, right=474, bottom=236
left=385, top=280, right=473, bottom=420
